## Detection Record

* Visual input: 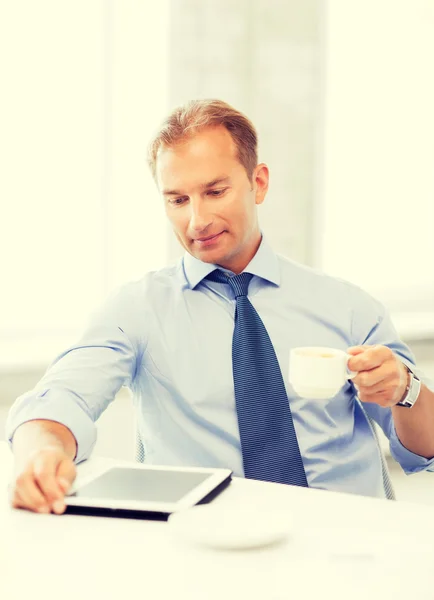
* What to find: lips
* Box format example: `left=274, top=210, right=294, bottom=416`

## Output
left=194, top=231, right=224, bottom=247
left=196, top=233, right=221, bottom=242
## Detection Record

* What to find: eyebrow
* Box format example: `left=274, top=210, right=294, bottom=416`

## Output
left=162, top=176, right=231, bottom=196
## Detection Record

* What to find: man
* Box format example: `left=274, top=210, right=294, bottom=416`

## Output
left=7, top=99, right=434, bottom=514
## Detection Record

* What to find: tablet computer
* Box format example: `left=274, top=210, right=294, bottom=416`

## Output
left=64, top=463, right=232, bottom=519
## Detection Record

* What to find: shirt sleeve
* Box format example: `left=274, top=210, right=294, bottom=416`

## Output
left=348, top=284, right=434, bottom=474
left=5, top=281, right=146, bottom=464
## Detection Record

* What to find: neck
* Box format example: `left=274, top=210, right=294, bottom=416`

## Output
left=220, top=233, right=262, bottom=274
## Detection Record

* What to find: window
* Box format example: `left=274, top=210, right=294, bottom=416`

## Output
left=0, top=1, right=169, bottom=368
left=318, top=0, right=434, bottom=337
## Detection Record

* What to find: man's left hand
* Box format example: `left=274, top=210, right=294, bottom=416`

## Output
left=347, top=345, right=409, bottom=407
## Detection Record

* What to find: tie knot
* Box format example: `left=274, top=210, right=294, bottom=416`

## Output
left=206, top=270, right=253, bottom=298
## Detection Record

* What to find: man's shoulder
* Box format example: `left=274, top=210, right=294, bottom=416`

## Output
left=115, top=259, right=185, bottom=298
left=277, top=254, right=350, bottom=289
left=276, top=254, right=381, bottom=307
left=95, top=260, right=184, bottom=323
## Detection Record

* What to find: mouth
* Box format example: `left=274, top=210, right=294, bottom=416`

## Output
left=193, top=231, right=225, bottom=247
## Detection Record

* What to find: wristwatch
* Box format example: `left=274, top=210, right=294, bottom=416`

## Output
left=396, top=365, right=422, bottom=408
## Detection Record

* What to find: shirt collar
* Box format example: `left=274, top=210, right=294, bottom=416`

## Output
left=183, top=236, right=281, bottom=289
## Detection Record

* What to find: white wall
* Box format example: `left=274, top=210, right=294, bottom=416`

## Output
left=0, top=1, right=105, bottom=367
left=2, top=0, right=434, bottom=374
left=167, top=0, right=323, bottom=265
left=320, top=0, right=434, bottom=318
left=0, top=1, right=169, bottom=369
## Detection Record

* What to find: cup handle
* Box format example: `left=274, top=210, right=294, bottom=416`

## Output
left=346, top=353, right=358, bottom=379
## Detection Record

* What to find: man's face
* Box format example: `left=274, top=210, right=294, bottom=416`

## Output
left=156, top=126, right=269, bottom=274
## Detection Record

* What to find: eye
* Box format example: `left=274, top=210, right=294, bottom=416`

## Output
left=169, top=196, right=188, bottom=206
left=207, top=188, right=227, bottom=197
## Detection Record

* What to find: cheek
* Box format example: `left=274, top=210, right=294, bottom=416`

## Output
left=167, top=211, right=188, bottom=235
left=226, top=196, right=248, bottom=220
left=234, top=202, right=256, bottom=230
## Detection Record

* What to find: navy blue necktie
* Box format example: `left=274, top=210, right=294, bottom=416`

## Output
left=207, top=270, right=308, bottom=487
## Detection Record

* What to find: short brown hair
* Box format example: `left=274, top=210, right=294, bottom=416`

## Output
left=147, top=99, right=258, bottom=181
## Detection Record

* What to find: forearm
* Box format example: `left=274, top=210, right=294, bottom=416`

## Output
left=12, top=419, right=78, bottom=466
left=392, top=384, right=434, bottom=458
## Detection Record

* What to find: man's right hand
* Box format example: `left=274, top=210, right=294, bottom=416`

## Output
left=10, top=420, right=77, bottom=514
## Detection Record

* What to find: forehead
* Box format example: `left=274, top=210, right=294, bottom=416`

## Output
left=156, top=126, right=241, bottom=191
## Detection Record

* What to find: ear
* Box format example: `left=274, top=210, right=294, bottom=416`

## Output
left=253, top=163, right=269, bottom=206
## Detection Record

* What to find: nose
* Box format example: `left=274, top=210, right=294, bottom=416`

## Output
left=189, top=201, right=213, bottom=233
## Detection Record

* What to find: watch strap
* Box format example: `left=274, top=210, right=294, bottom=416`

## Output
left=396, top=368, right=421, bottom=408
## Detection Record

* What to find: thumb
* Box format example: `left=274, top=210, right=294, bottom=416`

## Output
left=347, top=345, right=371, bottom=356
left=56, top=458, right=77, bottom=493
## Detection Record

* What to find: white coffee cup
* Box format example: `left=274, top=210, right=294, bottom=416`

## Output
left=289, top=346, right=358, bottom=399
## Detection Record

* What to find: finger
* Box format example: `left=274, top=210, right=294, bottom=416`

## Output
left=347, top=346, right=371, bottom=372
left=353, top=365, right=394, bottom=388
left=348, top=345, right=392, bottom=372
left=358, top=389, right=396, bottom=407
left=56, top=458, right=77, bottom=493
left=358, top=382, right=391, bottom=397
left=33, top=453, right=67, bottom=513
left=11, top=489, right=27, bottom=510
left=52, top=460, right=77, bottom=514
left=347, top=345, right=372, bottom=356
left=13, top=471, right=51, bottom=513
left=11, top=488, right=47, bottom=512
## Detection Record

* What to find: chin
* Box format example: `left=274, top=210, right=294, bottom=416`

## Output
left=194, top=249, right=223, bottom=264
left=188, top=238, right=230, bottom=264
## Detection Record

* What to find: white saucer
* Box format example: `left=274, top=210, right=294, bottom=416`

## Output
left=168, top=505, right=292, bottom=550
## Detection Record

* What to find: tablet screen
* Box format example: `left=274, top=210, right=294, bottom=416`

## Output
left=71, top=467, right=211, bottom=504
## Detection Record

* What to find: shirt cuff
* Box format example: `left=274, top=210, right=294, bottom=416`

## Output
left=389, top=423, right=434, bottom=474
left=6, top=388, right=97, bottom=464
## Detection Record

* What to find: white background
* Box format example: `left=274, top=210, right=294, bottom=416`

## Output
left=320, top=0, right=434, bottom=315
left=1, top=0, right=433, bottom=369
left=0, top=1, right=169, bottom=368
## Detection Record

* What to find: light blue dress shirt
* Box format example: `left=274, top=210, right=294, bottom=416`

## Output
left=7, top=238, right=434, bottom=498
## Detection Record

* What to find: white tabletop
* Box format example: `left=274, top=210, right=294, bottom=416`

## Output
left=1, top=442, right=433, bottom=600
